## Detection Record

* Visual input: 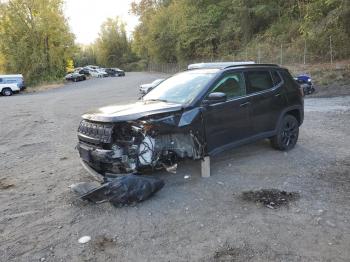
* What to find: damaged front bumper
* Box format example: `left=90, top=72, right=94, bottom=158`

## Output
left=79, top=158, right=105, bottom=182
left=77, top=108, right=206, bottom=177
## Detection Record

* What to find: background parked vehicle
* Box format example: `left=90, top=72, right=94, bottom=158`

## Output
left=0, top=82, right=20, bottom=96
left=65, top=72, right=86, bottom=82
left=97, top=69, right=108, bottom=77
left=294, top=74, right=315, bottom=95
left=105, top=68, right=118, bottom=77
left=88, top=69, right=107, bottom=78
left=0, top=74, right=25, bottom=90
left=139, top=78, right=165, bottom=95
left=114, top=68, right=125, bottom=76
left=77, top=68, right=90, bottom=76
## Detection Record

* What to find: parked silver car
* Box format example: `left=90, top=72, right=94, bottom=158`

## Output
left=139, top=79, right=165, bottom=95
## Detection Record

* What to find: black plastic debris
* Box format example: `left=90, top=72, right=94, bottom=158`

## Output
left=70, top=182, right=101, bottom=196
left=71, top=174, right=164, bottom=207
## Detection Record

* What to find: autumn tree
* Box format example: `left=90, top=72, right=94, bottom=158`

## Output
left=94, top=17, right=135, bottom=67
left=0, top=0, right=75, bottom=84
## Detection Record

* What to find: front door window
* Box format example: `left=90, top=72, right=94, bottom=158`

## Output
left=210, top=72, right=246, bottom=99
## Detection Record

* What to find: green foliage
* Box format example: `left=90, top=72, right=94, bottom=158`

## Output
left=73, top=45, right=98, bottom=67
left=0, top=0, right=75, bottom=85
left=131, top=0, right=350, bottom=63
left=95, top=17, right=132, bottom=67
left=74, top=17, right=139, bottom=69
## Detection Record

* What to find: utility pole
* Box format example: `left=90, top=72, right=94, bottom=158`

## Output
left=280, top=44, right=283, bottom=65
left=329, top=35, right=333, bottom=65
left=258, top=46, right=261, bottom=64
left=303, top=39, right=307, bottom=65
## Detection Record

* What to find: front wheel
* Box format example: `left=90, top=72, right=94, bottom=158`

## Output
left=270, top=115, right=299, bottom=151
left=2, top=88, right=13, bottom=96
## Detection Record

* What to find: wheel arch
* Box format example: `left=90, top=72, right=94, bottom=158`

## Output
left=277, top=105, right=304, bottom=129
left=286, top=109, right=301, bottom=125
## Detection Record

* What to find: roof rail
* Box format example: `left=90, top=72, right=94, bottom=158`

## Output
left=187, top=61, right=256, bottom=70
left=224, top=63, right=280, bottom=69
left=0, top=74, right=23, bottom=78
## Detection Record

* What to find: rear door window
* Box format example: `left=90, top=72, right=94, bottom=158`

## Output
left=244, top=70, right=273, bottom=94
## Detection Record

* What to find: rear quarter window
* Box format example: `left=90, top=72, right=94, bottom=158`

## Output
left=271, top=70, right=283, bottom=86
left=280, top=70, right=299, bottom=91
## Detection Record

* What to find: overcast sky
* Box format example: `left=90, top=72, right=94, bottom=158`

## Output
left=64, top=0, right=139, bottom=45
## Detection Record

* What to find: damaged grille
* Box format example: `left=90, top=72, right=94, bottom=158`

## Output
left=78, top=120, right=113, bottom=144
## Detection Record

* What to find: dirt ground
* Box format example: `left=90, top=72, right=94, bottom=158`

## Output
left=0, top=73, right=349, bottom=262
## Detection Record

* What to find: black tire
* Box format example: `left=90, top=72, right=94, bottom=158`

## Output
left=2, top=88, right=13, bottom=96
left=270, top=114, right=299, bottom=151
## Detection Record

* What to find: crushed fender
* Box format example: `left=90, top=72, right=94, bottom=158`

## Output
left=70, top=174, right=165, bottom=207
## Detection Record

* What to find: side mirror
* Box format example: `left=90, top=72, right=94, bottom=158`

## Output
left=203, top=92, right=227, bottom=105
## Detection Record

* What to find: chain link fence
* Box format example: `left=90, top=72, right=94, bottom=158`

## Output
left=147, top=41, right=350, bottom=83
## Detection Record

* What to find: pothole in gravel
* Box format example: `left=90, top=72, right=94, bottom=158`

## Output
left=91, top=235, right=116, bottom=252
left=0, top=178, right=15, bottom=190
left=213, top=245, right=254, bottom=261
left=240, top=189, right=300, bottom=209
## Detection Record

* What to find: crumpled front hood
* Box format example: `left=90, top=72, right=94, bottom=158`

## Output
left=82, top=101, right=183, bottom=122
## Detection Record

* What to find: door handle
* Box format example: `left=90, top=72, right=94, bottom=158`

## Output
left=240, top=102, right=251, bottom=107
left=275, top=93, right=281, bottom=97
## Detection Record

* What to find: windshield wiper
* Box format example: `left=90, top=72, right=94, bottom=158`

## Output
left=145, top=98, right=169, bottom=103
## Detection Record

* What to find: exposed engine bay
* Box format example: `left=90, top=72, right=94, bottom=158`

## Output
left=77, top=110, right=205, bottom=176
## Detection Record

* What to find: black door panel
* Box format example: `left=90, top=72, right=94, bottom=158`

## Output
left=248, top=86, right=287, bottom=133
left=204, top=98, right=251, bottom=152
left=244, top=70, right=287, bottom=133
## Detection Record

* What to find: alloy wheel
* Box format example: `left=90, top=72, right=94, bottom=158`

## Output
left=281, top=119, right=298, bottom=147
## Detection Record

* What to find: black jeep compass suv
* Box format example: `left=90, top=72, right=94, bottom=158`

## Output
left=77, top=62, right=303, bottom=177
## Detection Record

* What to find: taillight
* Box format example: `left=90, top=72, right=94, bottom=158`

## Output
left=299, top=87, right=304, bottom=97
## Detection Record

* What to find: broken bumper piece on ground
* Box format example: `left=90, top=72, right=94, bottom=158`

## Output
left=70, top=174, right=165, bottom=207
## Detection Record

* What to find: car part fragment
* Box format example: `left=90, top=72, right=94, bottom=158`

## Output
left=71, top=174, right=165, bottom=207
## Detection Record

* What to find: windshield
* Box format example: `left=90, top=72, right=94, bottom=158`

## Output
left=143, top=69, right=218, bottom=104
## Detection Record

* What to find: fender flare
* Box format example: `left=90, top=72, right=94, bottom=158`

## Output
left=275, top=105, right=304, bottom=131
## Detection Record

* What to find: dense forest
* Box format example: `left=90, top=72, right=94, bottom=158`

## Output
left=131, top=0, right=350, bottom=63
left=0, top=0, right=350, bottom=85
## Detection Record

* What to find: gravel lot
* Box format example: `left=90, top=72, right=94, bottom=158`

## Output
left=1, top=72, right=349, bottom=262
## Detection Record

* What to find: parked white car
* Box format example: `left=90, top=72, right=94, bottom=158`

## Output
left=139, top=79, right=165, bottom=95
left=89, top=69, right=108, bottom=78
left=0, top=82, right=20, bottom=96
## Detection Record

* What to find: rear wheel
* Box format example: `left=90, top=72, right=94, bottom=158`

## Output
left=2, top=88, right=13, bottom=96
left=270, top=114, right=299, bottom=151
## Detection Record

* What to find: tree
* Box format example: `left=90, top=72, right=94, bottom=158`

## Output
left=0, top=0, right=75, bottom=85
left=95, top=17, right=134, bottom=67
left=73, top=44, right=98, bottom=67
